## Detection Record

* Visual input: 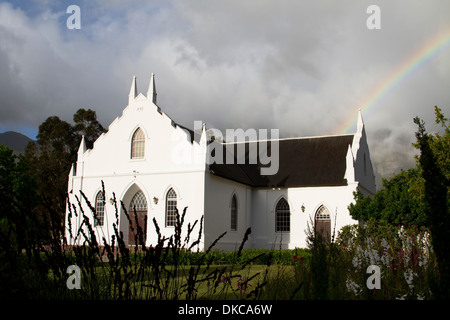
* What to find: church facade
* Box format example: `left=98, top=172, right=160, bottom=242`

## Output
left=65, top=74, right=376, bottom=251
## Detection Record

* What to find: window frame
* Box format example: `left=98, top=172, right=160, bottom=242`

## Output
left=131, top=127, right=145, bottom=159
left=129, top=190, right=148, bottom=212
left=275, top=197, right=290, bottom=232
left=230, top=194, right=238, bottom=231
left=165, top=188, right=178, bottom=227
left=315, top=205, right=330, bottom=220
left=94, top=191, right=105, bottom=227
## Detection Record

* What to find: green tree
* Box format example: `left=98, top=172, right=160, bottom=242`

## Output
left=349, top=106, right=448, bottom=230
left=0, top=145, right=41, bottom=297
left=349, top=168, right=427, bottom=227
left=73, top=108, right=106, bottom=149
left=24, top=108, right=105, bottom=237
left=306, top=217, right=329, bottom=299
left=0, top=145, right=41, bottom=257
left=414, top=106, right=450, bottom=299
left=25, top=116, right=77, bottom=236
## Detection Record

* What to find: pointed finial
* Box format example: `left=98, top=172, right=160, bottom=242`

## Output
left=147, top=73, right=157, bottom=104
left=197, top=121, right=207, bottom=147
left=357, top=108, right=364, bottom=130
left=129, top=76, right=137, bottom=102
left=344, top=144, right=355, bottom=183
left=77, top=135, right=86, bottom=161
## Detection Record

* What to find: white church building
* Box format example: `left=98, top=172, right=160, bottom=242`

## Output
left=65, top=74, right=376, bottom=251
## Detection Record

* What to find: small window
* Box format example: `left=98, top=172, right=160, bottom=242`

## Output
left=131, top=128, right=145, bottom=159
left=94, top=191, right=105, bottom=227
left=129, top=191, right=147, bottom=211
left=275, top=198, right=290, bottom=232
left=165, top=188, right=177, bottom=227
left=231, top=194, right=238, bottom=231
left=315, top=205, right=330, bottom=220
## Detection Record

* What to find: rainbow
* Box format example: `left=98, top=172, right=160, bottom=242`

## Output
left=335, top=28, right=450, bottom=134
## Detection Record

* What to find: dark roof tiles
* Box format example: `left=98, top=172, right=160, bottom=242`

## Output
left=209, top=134, right=354, bottom=188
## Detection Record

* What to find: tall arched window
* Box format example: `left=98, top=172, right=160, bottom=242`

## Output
left=315, top=205, right=331, bottom=241
left=131, top=127, right=145, bottom=159
left=94, top=191, right=105, bottom=227
left=165, top=188, right=177, bottom=227
left=231, top=194, right=238, bottom=231
left=275, top=198, right=290, bottom=232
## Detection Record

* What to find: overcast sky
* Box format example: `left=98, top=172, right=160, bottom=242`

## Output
left=0, top=0, right=449, bottom=181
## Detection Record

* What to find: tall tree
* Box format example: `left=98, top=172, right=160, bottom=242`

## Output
left=0, top=145, right=43, bottom=297
left=73, top=108, right=106, bottom=149
left=349, top=167, right=427, bottom=227
left=0, top=145, right=39, bottom=253
left=414, top=106, right=450, bottom=299
left=25, top=116, right=76, bottom=235
left=24, top=109, right=105, bottom=237
left=349, top=106, right=448, bottom=230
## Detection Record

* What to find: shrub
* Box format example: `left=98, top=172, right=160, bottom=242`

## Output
left=336, top=220, right=438, bottom=299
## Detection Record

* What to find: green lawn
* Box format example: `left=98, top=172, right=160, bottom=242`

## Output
left=73, top=262, right=300, bottom=300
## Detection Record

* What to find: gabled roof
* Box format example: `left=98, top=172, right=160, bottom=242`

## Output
left=209, top=134, right=354, bottom=188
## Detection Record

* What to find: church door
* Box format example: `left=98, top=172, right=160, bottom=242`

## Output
left=315, top=205, right=331, bottom=242
left=128, top=191, right=148, bottom=245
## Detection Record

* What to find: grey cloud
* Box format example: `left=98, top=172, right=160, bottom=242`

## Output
left=0, top=0, right=449, bottom=179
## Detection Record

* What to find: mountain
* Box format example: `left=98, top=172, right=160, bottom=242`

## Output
left=0, top=131, right=35, bottom=154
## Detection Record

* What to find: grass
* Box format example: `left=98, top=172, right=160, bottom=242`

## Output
left=50, top=260, right=300, bottom=300
left=130, top=264, right=278, bottom=300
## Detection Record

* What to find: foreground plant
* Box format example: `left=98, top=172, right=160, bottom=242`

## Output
left=337, top=221, right=437, bottom=299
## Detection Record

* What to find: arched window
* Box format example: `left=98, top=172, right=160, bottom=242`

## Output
left=94, top=191, right=105, bottom=227
left=231, top=194, right=238, bottom=231
left=315, top=205, right=331, bottom=241
left=275, top=198, right=290, bottom=232
left=165, top=188, right=177, bottom=227
left=131, top=127, right=145, bottom=159
left=129, top=191, right=147, bottom=211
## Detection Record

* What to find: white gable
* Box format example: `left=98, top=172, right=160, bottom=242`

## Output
left=75, top=76, right=204, bottom=178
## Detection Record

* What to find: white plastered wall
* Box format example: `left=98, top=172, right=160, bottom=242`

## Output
left=66, top=76, right=207, bottom=249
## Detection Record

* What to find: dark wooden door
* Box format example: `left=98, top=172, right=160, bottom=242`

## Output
left=128, top=210, right=147, bottom=245
left=315, top=219, right=331, bottom=242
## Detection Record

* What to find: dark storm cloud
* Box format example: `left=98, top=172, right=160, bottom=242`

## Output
left=0, top=0, right=449, bottom=180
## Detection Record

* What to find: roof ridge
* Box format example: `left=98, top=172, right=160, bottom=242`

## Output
left=222, top=133, right=354, bottom=144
